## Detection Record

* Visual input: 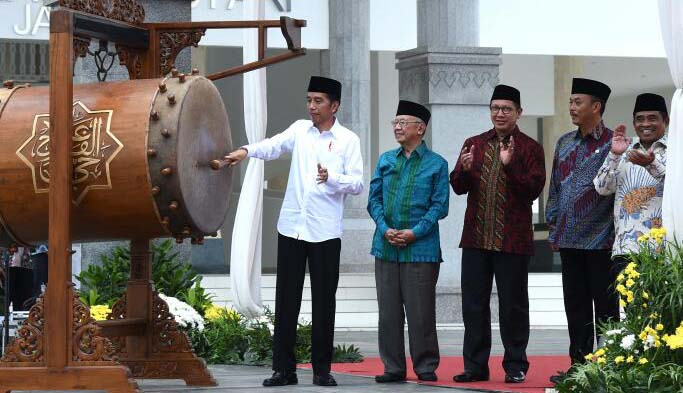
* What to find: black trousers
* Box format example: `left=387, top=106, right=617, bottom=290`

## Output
left=559, top=249, right=621, bottom=364
left=461, top=248, right=530, bottom=376
left=375, top=259, right=440, bottom=376
left=272, top=234, right=341, bottom=375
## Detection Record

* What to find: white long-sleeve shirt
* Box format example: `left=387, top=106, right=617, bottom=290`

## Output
left=245, top=118, right=364, bottom=242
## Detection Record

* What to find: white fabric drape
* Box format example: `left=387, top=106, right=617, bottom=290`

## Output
left=230, top=0, right=267, bottom=318
left=658, top=0, right=683, bottom=238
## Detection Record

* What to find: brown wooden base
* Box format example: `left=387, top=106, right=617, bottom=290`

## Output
left=0, top=365, right=139, bottom=393
left=104, top=290, right=217, bottom=386
left=123, top=356, right=217, bottom=386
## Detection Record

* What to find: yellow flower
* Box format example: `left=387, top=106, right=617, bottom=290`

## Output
left=594, top=348, right=606, bottom=357
left=626, top=356, right=635, bottom=363
left=626, top=278, right=635, bottom=288
left=642, top=292, right=649, bottom=300
left=627, top=292, right=635, bottom=303
left=617, top=273, right=625, bottom=282
left=204, top=304, right=241, bottom=322
left=663, top=324, right=683, bottom=350
left=629, top=270, right=641, bottom=279
left=597, top=357, right=606, bottom=364
left=616, top=284, right=627, bottom=295
left=90, top=304, right=112, bottom=321
left=638, top=234, right=650, bottom=243
left=656, top=324, right=664, bottom=331
left=584, top=353, right=594, bottom=361
left=620, top=299, right=627, bottom=307
left=639, top=358, right=648, bottom=365
left=649, top=312, right=659, bottom=319
left=642, top=303, right=648, bottom=309
left=614, top=356, right=625, bottom=364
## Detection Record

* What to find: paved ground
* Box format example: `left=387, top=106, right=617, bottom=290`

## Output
left=13, top=329, right=568, bottom=393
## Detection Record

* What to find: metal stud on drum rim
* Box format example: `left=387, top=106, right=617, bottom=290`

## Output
left=147, top=75, right=233, bottom=241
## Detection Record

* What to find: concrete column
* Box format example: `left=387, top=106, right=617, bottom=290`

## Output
left=397, top=0, right=502, bottom=324
left=327, top=0, right=375, bottom=272
left=542, top=56, right=583, bottom=204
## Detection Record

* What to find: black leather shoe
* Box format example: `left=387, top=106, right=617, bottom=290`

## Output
left=313, top=373, right=337, bottom=386
left=375, top=372, right=406, bottom=383
left=262, top=371, right=298, bottom=387
left=505, top=371, right=526, bottom=383
left=417, top=372, right=438, bottom=381
left=453, top=371, right=489, bottom=382
left=549, top=372, right=565, bottom=385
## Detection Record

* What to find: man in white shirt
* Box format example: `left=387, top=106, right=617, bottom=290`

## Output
left=224, top=76, right=364, bottom=387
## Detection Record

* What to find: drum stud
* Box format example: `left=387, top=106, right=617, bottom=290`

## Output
left=171, top=69, right=179, bottom=77
left=175, top=236, right=184, bottom=244
left=182, top=226, right=191, bottom=236
left=167, top=94, right=176, bottom=105
left=161, top=128, right=171, bottom=138
left=147, top=148, right=157, bottom=157
left=196, top=236, right=204, bottom=245
left=161, top=167, right=173, bottom=176
left=3, top=80, right=14, bottom=89
left=191, top=68, right=200, bottom=75
left=179, top=73, right=186, bottom=83
left=169, top=200, right=179, bottom=210
left=161, top=216, right=170, bottom=226
left=151, top=186, right=160, bottom=195
left=159, top=82, right=167, bottom=93
left=151, top=110, right=160, bottom=121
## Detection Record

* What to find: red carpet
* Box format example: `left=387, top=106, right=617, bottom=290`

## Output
left=300, top=356, right=570, bottom=392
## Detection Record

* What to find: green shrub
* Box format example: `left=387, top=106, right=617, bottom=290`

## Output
left=557, top=228, right=683, bottom=392
left=192, top=306, right=363, bottom=366
left=75, top=240, right=212, bottom=315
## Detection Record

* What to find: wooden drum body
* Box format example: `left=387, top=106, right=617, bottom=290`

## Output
left=0, top=76, right=232, bottom=246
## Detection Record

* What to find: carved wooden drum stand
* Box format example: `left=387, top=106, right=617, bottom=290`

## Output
left=0, top=72, right=231, bottom=388
left=0, top=1, right=306, bottom=392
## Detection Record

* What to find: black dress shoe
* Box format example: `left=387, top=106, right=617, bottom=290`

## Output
left=549, top=372, right=565, bottom=384
left=417, top=372, right=438, bottom=381
left=375, top=372, right=406, bottom=383
left=313, top=373, right=338, bottom=386
left=262, top=371, right=298, bottom=387
left=505, top=371, right=526, bottom=383
left=453, top=371, right=489, bottom=382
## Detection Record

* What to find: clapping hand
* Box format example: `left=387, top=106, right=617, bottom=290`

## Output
left=500, top=135, right=515, bottom=166
left=611, top=125, right=631, bottom=155
left=628, top=148, right=655, bottom=167
left=460, top=145, right=475, bottom=171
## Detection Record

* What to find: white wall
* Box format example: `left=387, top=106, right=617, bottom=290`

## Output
left=499, top=54, right=554, bottom=116
left=480, top=0, right=666, bottom=58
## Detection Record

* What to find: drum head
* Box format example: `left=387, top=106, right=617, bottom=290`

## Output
left=176, top=77, right=233, bottom=234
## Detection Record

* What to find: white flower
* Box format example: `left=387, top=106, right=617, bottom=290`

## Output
left=643, top=335, right=656, bottom=350
left=607, top=340, right=614, bottom=345
left=606, top=328, right=624, bottom=336
left=621, top=334, right=636, bottom=349
left=159, top=293, right=205, bottom=331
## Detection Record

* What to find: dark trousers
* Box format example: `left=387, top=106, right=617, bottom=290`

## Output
left=272, top=234, right=341, bottom=375
left=559, top=249, right=621, bottom=364
left=375, top=258, right=440, bottom=376
left=461, top=248, right=530, bottom=376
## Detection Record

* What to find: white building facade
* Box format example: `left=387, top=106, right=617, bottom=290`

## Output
left=0, top=0, right=674, bottom=329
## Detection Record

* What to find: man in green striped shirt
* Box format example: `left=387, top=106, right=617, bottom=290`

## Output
left=367, top=100, right=450, bottom=383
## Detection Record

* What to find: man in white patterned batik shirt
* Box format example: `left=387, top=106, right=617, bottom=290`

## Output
left=594, top=93, right=668, bottom=268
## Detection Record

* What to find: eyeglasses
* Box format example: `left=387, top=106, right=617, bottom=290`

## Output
left=390, top=119, right=424, bottom=128
left=490, top=106, right=515, bottom=115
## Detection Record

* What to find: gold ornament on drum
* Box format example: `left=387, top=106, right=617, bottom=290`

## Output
left=16, top=101, right=123, bottom=205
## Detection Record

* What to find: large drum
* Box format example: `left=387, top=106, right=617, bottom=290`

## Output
left=0, top=75, right=233, bottom=246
